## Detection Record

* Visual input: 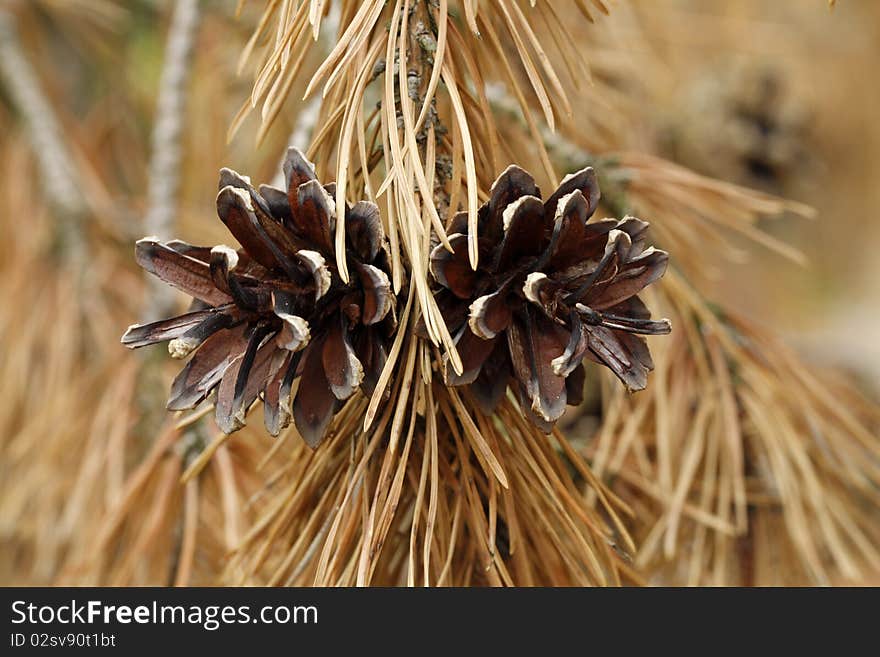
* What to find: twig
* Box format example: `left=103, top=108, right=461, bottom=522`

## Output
left=142, top=0, right=201, bottom=322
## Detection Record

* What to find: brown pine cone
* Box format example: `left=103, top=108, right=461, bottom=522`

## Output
left=123, top=149, right=397, bottom=447
left=430, top=165, right=671, bottom=430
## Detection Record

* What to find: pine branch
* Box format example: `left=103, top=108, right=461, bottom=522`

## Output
left=142, top=0, right=201, bottom=322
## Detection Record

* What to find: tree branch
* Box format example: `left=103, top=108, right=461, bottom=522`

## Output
left=142, top=0, right=201, bottom=321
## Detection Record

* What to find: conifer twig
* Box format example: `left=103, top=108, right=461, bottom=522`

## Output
left=142, top=0, right=201, bottom=321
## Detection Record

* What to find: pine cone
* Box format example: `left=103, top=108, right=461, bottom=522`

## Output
left=123, top=149, right=397, bottom=447
left=430, top=165, right=671, bottom=430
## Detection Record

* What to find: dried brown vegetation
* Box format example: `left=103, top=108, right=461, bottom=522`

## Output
left=1, top=0, right=877, bottom=587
